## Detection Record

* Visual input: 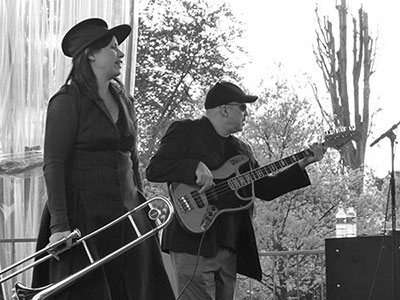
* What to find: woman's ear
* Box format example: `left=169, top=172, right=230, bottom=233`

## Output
left=85, top=49, right=95, bottom=62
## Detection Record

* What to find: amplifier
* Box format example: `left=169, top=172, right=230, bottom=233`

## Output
left=325, top=234, right=400, bottom=300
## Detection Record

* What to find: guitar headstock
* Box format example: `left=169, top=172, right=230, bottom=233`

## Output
left=324, top=127, right=361, bottom=150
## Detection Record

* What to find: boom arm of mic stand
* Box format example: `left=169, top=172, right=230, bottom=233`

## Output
left=370, top=121, right=400, bottom=147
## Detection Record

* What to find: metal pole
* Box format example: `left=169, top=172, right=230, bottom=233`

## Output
left=124, top=0, right=138, bottom=93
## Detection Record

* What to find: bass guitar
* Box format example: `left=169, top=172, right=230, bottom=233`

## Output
left=169, top=129, right=360, bottom=234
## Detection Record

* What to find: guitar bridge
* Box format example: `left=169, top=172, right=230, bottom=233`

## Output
left=176, top=195, right=193, bottom=213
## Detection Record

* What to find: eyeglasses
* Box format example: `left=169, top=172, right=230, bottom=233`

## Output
left=226, top=103, right=247, bottom=112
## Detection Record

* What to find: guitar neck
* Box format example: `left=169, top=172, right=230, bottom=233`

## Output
left=227, top=148, right=313, bottom=190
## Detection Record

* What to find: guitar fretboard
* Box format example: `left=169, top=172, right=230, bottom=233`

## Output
left=227, top=149, right=313, bottom=190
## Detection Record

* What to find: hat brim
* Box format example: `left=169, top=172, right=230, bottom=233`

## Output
left=107, top=24, right=132, bottom=46
left=62, top=21, right=131, bottom=58
left=72, top=24, right=131, bottom=58
left=238, top=95, right=258, bottom=103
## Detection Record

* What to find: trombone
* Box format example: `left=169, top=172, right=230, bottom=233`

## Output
left=0, top=196, right=174, bottom=300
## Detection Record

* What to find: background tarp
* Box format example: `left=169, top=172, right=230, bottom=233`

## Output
left=0, top=1, right=138, bottom=298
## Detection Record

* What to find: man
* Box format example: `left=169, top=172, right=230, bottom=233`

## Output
left=146, top=81, right=325, bottom=300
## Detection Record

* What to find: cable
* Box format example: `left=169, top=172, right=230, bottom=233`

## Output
left=175, top=230, right=206, bottom=300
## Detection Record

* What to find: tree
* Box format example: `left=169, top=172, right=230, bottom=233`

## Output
left=313, top=0, right=376, bottom=170
left=134, top=0, right=247, bottom=165
left=235, top=75, right=387, bottom=299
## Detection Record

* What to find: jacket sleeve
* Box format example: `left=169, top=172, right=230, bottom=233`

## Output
left=231, top=137, right=311, bottom=201
left=254, top=163, right=311, bottom=201
left=146, top=121, right=199, bottom=184
left=43, top=93, right=78, bottom=234
left=131, top=146, right=143, bottom=191
left=125, top=94, right=143, bottom=192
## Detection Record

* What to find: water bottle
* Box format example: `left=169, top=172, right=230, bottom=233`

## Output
left=335, top=204, right=347, bottom=238
left=346, top=207, right=357, bottom=237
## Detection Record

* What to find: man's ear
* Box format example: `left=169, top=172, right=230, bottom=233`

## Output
left=219, top=105, right=229, bottom=118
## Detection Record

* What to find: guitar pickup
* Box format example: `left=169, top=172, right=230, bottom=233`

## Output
left=191, top=191, right=205, bottom=208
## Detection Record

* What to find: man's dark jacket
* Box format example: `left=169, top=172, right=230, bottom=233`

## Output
left=146, top=117, right=311, bottom=281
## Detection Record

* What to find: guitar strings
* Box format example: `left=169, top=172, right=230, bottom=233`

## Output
left=203, top=150, right=312, bottom=199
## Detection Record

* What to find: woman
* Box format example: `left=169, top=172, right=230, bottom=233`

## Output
left=32, top=18, right=175, bottom=300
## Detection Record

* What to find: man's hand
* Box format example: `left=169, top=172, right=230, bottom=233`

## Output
left=195, top=161, right=214, bottom=193
left=298, top=143, right=327, bottom=169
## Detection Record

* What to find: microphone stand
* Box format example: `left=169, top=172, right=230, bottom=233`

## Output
left=370, top=120, right=400, bottom=300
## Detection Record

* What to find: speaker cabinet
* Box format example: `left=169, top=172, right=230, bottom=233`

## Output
left=325, top=234, right=400, bottom=300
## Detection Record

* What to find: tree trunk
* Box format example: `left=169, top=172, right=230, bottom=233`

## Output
left=314, top=0, right=375, bottom=171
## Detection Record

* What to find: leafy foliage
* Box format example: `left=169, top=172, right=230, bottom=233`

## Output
left=134, top=3, right=390, bottom=298
left=238, top=75, right=388, bottom=299
left=135, top=0, right=247, bottom=164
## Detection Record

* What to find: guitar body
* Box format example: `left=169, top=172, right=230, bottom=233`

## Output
left=169, top=155, right=253, bottom=234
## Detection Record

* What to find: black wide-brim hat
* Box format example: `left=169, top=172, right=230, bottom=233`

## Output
left=62, top=18, right=131, bottom=58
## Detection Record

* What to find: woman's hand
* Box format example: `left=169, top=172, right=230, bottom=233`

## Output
left=49, top=230, right=72, bottom=245
left=48, top=230, right=73, bottom=259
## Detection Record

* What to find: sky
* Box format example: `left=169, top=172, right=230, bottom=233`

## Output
left=227, top=0, right=400, bottom=177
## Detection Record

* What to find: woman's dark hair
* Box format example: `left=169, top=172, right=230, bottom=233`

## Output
left=66, top=33, right=124, bottom=98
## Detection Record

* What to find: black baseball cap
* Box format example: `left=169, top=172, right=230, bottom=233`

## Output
left=204, top=81, right=258, bottom=109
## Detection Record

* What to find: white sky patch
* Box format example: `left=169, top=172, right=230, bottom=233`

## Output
left=225, top=0, right=400, bottom=177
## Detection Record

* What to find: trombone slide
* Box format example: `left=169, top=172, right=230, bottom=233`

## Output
left=0, top=196, right=174, bottom=300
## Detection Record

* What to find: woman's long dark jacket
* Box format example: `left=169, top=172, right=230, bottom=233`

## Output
left=32, top=82, right=175, bottom=300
